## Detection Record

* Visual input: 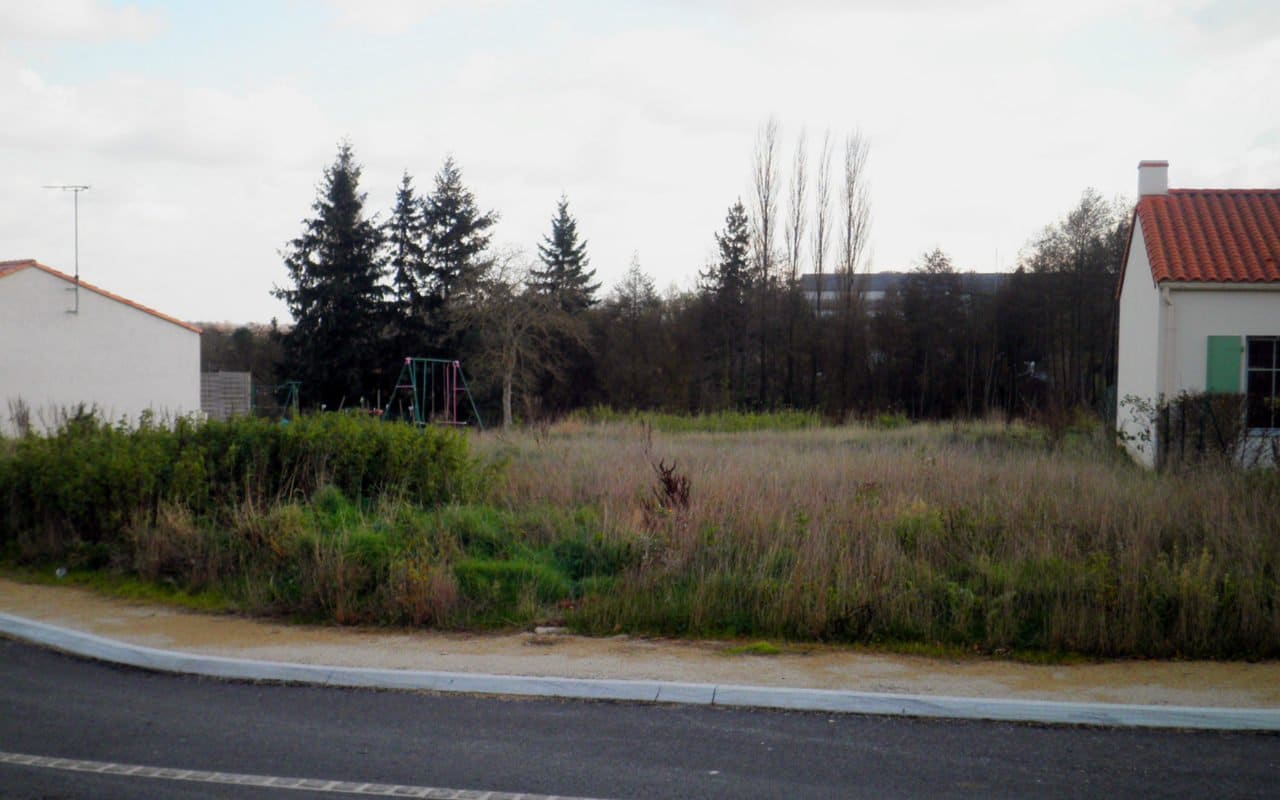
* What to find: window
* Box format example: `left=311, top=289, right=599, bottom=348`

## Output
left=1246, top=337, right=1279, bottom=429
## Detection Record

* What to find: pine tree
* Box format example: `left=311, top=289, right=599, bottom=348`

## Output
left=605, top=254, right=663, bottom=407
left=422, top=156, right=497, bottom=309
left=383, top=171, right=430, bottom=354
left=532, top=195, right=599, bottom=314
left=699, top=200, right=753, bottom=405
left=273, top=141, right=387, bottom=409
left=385, top=171, right=428, bottom=309
left=703, top=200, right=752, bottom=303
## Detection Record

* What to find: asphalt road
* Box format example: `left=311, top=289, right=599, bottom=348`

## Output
left=0, top=638, right=1276, bottom=799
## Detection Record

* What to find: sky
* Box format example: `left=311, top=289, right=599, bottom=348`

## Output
left=2, top=0, right=1278, bottom=324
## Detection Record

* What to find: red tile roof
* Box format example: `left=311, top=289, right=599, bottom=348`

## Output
left=1134, top=190, right=1280, bottom=284
left=0, top=259, right=202, bottom=334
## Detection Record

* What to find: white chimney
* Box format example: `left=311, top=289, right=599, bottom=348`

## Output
left=1138, top=160, right=1169, bottom=196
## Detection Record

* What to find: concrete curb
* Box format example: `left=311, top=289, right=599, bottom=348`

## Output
left=3, top=612, right=1278, bottom=731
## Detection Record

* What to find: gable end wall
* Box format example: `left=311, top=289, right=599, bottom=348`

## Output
left=1116, top=220, right=1162, bottom=466
left=0, top=267, right=200, bottom=434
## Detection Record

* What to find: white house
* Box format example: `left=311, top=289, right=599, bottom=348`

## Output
left=1115, top=161, right=1280, bottom=466
left=0, top=259, right=202, bottom=434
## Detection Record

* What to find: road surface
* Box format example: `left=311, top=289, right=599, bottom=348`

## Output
left=0, top=638, right=1275, bottom=798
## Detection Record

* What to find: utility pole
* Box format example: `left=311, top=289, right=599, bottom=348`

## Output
left=43, top=184, right=91, bottom=313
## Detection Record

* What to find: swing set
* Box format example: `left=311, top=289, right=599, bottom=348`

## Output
left=383, top=357, right=484, bottom=429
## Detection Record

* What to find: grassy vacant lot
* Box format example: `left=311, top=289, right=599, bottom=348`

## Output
left=478, top=417, right=1280, bottom=659
left=3, top=412, right=1277, bottom=659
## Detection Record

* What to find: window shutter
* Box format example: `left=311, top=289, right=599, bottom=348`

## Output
left=1205, top=335, right=1242, bottom=393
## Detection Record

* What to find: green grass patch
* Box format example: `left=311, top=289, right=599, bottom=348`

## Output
left=1, top=563, right=233, bottom=613
left=724, top=640, right=784, bottom=656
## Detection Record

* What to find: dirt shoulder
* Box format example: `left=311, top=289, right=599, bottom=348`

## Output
left=2, top=576, right=1277, bottom=709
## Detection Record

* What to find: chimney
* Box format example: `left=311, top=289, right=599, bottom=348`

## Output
left=1138, top=160, right=1169, bottom=196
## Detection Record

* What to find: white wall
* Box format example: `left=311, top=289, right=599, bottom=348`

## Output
left=1115, top=221, right=1162, bottom=466
left=1164, top=287, right=1280, bottom=395
left=1165, top=287, right=1280, bottom=467
left=0, top=267, right=201, bottom=434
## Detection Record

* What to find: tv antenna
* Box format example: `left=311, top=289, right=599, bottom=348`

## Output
left=43, top=184, right=91, bottom=313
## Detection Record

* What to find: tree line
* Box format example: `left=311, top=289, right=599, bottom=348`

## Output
left=247, top=126, right=1129, bottom=428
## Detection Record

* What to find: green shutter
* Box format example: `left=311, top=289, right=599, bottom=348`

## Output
left=1205, top=336, right=1242, bottom=393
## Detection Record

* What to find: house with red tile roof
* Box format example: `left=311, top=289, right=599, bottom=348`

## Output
left=0, top=260, right=201, bottom=434
left=1115, top=161, right=1280, bottom=466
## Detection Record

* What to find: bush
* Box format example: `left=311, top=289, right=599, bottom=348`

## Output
left=1156, top=392, right=1273, bottom=469
left=0, top=412, right=488, bottom=550
left=1124, top=391, right=1279, bottom=470
left=0, top=409, right=640, bottom=628
left=453, top=558, right=572, bottom=623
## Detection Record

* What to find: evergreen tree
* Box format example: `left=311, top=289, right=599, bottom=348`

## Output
left=703, top=200, right=752, bottom=302
left=699, top=200, right=753, bottom=405
left=528, top=195, right=599, bottom=412
left=384, top=171, right=428, bottom=310
left=422, top=156, right=497, bottom=311
left=273, top=141, right=387, bottom=409
left=383, top=171, right=430, bottom=355
left=532, top=195, right=599, bottom=314
left=601, top=255, right=663, bottom=407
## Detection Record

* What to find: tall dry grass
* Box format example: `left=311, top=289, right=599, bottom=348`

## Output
left=475, top=420, right=1280, bottom=657
left=6, top=411, right=1275, bottom=656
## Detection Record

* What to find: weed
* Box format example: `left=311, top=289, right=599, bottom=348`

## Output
left=725, top=640, right=783, bottom=656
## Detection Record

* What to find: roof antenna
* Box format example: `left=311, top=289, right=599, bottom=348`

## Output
left=43, top=184, right=91, bottom=314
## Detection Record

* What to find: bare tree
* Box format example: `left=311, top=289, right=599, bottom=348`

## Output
left=450, top=249, right=578, bottom=430
left=752, top=116, right=781, bottom=279
left=835, top=129, right=872, bottom=412
left=838, top=129, right=872, bottom=295
left=783, top=128, right=808, bottom=404
left=811, top=130, right=834, bottom=317
left=785, top=128, right=808, bottom=285
left=808, top=130, right=834, bottom=404
left=751, top=116, right=780, bottom=406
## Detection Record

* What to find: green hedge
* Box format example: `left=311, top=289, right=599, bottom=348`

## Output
left=0, top=412, right=487, bottom=545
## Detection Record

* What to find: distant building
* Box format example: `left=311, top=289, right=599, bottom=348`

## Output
left=1115, top=161, right=1280, bottom=467
left=798, top=271, right=1007, bottom=314
left=0, top=259, right=201, bottom=434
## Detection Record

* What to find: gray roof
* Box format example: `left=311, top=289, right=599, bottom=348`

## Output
left=799, top=271, right=1008, bottom=296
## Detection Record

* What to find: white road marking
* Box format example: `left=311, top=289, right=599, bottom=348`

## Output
left=0, top=750, right=609, bottom=799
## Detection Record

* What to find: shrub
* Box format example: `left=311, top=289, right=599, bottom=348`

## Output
left=0, top=412, right=489, bottom=550
left=453, top=558, right=572, bottom=623
left=550, top=532, right=636, bottom=583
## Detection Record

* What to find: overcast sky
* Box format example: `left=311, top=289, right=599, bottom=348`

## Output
left=2, top=0, right=1278, bottom=324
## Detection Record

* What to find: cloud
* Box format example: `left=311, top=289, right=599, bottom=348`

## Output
left=0, top=0, right=162, bottom=42
left=0, top=54, right=336, bottom=323
left=322, top=0, right=505, bottom=35
left=4, top=1, right=1279, bottom=321
left=0, top=65, right=330, bottom=169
